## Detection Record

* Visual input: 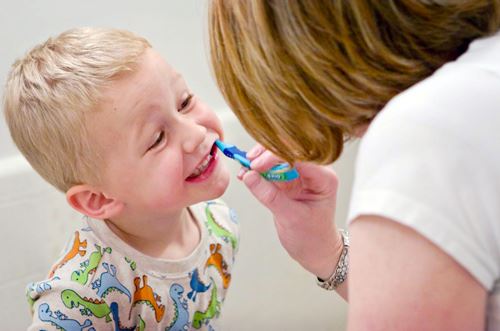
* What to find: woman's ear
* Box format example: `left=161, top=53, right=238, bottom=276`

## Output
left=66, top=185, right=124, bottom=219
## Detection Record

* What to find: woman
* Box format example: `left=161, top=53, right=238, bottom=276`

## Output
left=208, top=1, right=500, bottom=330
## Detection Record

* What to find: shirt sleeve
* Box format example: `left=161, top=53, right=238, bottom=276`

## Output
left=27, top=229, right=117, bottom=331
left=347, top=77, right=500, bottom=290
left=27, top=279, right=114, bottom=331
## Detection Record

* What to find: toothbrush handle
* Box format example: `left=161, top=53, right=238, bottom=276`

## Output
left=261, top=163, right=299, bottom=182
left=216, top=139, right=299, bottom=181
left=234, top=154, right=252, bottom=169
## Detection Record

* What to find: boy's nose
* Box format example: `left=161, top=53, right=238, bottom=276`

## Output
left=180, top=119, right=207, bottom=153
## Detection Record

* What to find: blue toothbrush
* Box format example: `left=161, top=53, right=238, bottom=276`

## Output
left=215, top=140, right=299, bottom=182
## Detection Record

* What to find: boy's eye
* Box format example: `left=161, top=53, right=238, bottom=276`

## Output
left=148, top=130, right=164, bottom=151
left=178, top=94, right=193, bottom=112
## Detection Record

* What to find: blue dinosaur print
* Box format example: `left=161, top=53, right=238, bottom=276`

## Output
left=187, top=268, right=211, bottom=302
left=29, top=276, right=61, bottom=295
left=27, top=276, right=61, bottom=307
left=28, top=276, right=61, bottom=294
left=110, top=302, right=136, bottom=331
left=38, top=303, right=95, bottom=331
left=91, top=262, right=131, bottom=301
left=165, top=283, right=189, bottom=331
left=229, top=208, right=238, bottom=224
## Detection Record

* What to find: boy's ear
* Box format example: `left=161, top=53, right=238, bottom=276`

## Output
left=66, top=185, right=124, bottom=219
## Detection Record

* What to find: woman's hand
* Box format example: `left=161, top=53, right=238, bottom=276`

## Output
left=239, top=144, right=343, bottom=280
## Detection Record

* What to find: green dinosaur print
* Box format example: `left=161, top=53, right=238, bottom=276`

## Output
left=61, top=289, right=112, bottom=322
left=205, top=203, right=238, bottom=250
left=26, top=291, right=34, bottom=308
left=124, top=256, right=137, bottom=271
left=71, top=244, right=112, bottom=285
left=138, top=314, right=146, bottom=331
left=192, top=281, right=221, bottom=329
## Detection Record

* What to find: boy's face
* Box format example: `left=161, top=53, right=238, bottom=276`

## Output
left=88, top=48, right=229, bottom=220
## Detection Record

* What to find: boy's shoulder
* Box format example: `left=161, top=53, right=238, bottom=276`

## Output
left=27, top=226, right=117, bottom=297
left=196, top=199, right=240, bottom=248
left=26, top=225, right=145, bottom=330
left=45, top=226, right=110, bottom=280
left=25, top=226, right=126, bottom=329
left=201, top=198, right=238, bottom=224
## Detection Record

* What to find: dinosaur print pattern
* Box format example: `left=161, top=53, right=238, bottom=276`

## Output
left=130, top=275, right=165, bottom=322
left=38, top=303, right=95, bottom=331
left=124, top=256, right=137, bottom=271
left=71, top=244, right=112, bottom=285
left=28, top=200, right=237, bottom=330
left=61, top=289, right=112, bottom=322
left=165, top=283, right=190, bottom=331
left=192, top=280, right=221, bottom=329
left=137, top=315, right=146, bottom=331
left=205, top=243, right=231, bottom=289
left=26, top=276, right=60, bottom=308
left=187, top=268, right=211, bottom=302
left=110, top=302, right=138, bottom=331
left=205, top=202, right=238, bottom=250
left=92, top=262, right=132, bottom=301
left=49, top=231, right=87, bottom=278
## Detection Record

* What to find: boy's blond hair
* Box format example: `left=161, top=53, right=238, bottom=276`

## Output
left=3, top=27, right=151, bottom=192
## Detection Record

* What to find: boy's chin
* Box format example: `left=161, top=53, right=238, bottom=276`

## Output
left=207, top=169, right=230, bottom=199
left=186, top=181, right=228, bottom=208
left=187, top=164, right=230, bottom=204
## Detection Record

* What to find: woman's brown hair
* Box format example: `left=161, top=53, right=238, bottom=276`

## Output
left=209, top=0, right=500, bottom=164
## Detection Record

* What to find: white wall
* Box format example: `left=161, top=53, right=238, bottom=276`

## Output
left=0, top=1, right=357, bottom=329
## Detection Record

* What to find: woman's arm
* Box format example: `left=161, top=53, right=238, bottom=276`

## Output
left=240, top=145, right=348, bottom=299
left=348, top=215, right=487, bottom=331
left=242, top=145, right=487, bottom=329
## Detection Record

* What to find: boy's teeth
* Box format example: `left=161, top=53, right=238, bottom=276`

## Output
left=189, top=154, right=213, bottom=178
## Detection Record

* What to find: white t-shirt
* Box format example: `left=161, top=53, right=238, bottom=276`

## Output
left=27, top=200, right=239, bottom=330
left=348, top=31, right=500, bottom=330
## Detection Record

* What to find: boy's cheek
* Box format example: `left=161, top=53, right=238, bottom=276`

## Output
left=148, top=186, right=183, bottom=210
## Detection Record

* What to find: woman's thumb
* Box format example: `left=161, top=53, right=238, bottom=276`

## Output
left=242, top=170, right=281, bottom=211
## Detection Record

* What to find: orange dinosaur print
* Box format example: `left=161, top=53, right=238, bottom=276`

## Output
left=129, top=275, right=165, bottom=323
left=205, top=243, right=231, bottom=289
left=48, top=231, right=87, bottom=278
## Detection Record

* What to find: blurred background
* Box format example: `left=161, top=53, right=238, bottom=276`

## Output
left=0, top=1, right=357, bottom=329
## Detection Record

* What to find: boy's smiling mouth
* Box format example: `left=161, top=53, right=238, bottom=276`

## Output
left=186, top=143, right=218, bottom=182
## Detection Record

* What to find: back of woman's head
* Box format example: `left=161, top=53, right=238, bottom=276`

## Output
left=209, top=0, right=500, bottom=163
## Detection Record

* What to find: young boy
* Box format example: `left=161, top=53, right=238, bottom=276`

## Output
left=3, top=27, right=239, bottom=330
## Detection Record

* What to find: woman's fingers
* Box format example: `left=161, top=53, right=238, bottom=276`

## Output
left=246, top=143, right=265, bottom=159
left=241, top=170, right=283, bottom=212
left=248, top=154, right=339, bottom=200
left=237, top=167, right=249, bottom=180
left=250, top=150, right=284, bottom=172
left=294, top=162, right=339, bottom=198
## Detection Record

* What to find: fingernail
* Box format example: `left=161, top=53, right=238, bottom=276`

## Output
left=237, top=167, right=247, bottom=179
